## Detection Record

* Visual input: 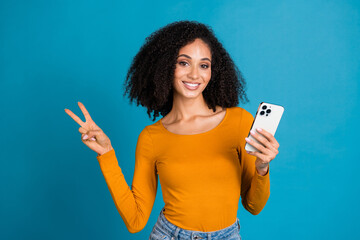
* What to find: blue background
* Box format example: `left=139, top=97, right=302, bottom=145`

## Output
left=1, top=0, right=359, bottom=239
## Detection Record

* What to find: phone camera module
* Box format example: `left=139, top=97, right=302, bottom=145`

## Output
left=260, top=111, right=265, bottom=115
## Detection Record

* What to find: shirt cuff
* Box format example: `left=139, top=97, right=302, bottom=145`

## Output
left=255, top=165, right=270, bottom=178
left=96, top=149, right=119, bottom=170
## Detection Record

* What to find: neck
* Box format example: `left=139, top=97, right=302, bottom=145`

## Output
left=169, top=93, right=212, bottom=121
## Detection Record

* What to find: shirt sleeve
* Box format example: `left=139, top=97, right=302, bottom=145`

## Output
left=237, top=108, right=270, bottom=215
left=96, top=127, right=158, bottom=233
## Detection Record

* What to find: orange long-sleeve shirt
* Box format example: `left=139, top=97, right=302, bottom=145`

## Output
left=96, top=107, right=270, bottom=233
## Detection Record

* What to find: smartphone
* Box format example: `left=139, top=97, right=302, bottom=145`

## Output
left=245, top=102, right=284, bottom=152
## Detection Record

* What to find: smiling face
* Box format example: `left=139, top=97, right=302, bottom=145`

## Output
left=173, top=38, right=212, bottom=100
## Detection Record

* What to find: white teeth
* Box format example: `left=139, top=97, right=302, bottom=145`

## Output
left=184, top=82, right=200, bottom=87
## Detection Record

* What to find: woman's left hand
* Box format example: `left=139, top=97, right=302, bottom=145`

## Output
left=245, top=128, right=280, bottom=176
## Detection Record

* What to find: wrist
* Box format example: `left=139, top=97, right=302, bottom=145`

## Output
left=256, top=164, right=269, bottom=176
left=99, top=146, right=114, bottom=156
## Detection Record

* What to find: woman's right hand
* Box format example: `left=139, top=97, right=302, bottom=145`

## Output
left=65, top=102, right=113, bottom=156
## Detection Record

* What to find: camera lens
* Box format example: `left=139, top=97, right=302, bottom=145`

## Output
left=260, top=111, right=265, bottom=115
left=266, top=109, right=271, bottom=113
left=262, top=105, right=267, bottom=110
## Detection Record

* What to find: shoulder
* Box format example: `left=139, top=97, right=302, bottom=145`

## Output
left=138, top=120, right=163, bottom=139
left=227, top=107, right=255, bottom=141
left=145, top=120, right=162, bottom=131
left=226, top=107, right=254, bottom=134
left=227, top=106, right=254, bottom=121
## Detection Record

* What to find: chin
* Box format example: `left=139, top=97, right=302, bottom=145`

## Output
left=178, top=90, right=205, bottom=99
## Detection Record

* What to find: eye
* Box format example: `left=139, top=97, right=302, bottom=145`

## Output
left=178, top=61, right=189, bottom=66
left=201, top=64, right=210, bottom=69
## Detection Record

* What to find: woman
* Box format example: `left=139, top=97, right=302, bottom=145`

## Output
left=65, top=21, right=279, bottom=240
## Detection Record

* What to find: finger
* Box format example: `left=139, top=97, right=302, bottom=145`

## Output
left=81, top=133, right=88, bottom=140
left=246, top=151, right=271, bottom=164
left=245, top=137, right=269, bottom=154
left=250, top=129, right=277, bottom=152
left=81, top=134, right=96, bottom=141
left=246, top=150, right=266, bottom=160
left=82, top=130, right=101, bottom=140
left=78, top=102, right=93, bottom=122
left=247, top=140, right=278, bottom=161
left=65, top=108, right=85, bottom=127
left=79, top=127, right=88, bottom=134
left=256, top=128, right=280, bottom=148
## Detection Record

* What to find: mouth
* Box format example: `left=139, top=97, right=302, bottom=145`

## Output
left=182, top=81, right=200, bottom=90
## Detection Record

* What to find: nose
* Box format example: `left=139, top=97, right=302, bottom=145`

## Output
left=188, top=65, right=199, bottom=80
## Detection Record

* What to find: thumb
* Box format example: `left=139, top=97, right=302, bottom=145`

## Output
left=82, top=130, right=102, bottom=141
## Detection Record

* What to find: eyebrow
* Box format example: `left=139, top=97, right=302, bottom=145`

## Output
left=177, top=54, right=211, bottom=62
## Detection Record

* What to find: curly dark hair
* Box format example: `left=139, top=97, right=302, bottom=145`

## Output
left=123, top=20, right=248, bottom=121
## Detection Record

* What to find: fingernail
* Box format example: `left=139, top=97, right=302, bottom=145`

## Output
left=250, top=130, right=256, bottom=134
left=83, top=134, right=88, bottom=140
left=245, top=137, right=250, bottom=141
left=257, top=128, right=262, bottom=131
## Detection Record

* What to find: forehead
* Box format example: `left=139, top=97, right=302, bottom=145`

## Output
left=178, top=39, right=211, bottom=58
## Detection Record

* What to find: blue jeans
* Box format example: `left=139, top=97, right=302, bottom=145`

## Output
left=149, top=208, right=242, bottom=240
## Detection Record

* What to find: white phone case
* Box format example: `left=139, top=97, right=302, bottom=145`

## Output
left=245, top=102, right=284, bottom=152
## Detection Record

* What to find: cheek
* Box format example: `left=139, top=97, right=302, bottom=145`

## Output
left=173, top=69, right=183, bottom=87
left=174, top=66, right=186, bottom=78
left=203, top=70, right=211, bottom=82
left=173, top=69, right=180, bottom=79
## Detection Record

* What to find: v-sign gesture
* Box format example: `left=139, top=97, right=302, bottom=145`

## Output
left=65, top=102, right=113, bottom=156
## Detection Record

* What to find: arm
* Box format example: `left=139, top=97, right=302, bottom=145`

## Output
left=97, top=127, right=157, bottom=233
left=238, top=109, right=270, bottom=215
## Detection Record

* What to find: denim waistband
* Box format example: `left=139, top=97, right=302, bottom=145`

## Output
left=155, top=208, right=240, bottom=239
